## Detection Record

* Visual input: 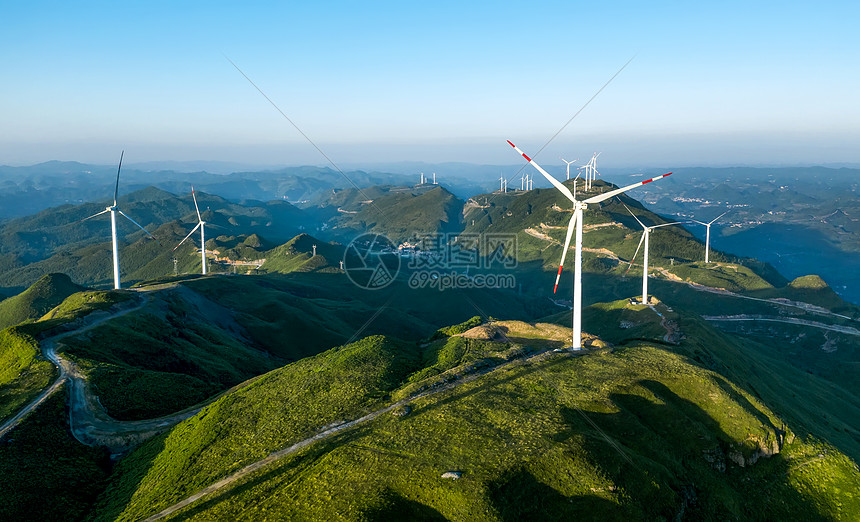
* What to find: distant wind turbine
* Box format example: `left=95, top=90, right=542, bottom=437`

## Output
left=691, top=211, right=729, bottom=263
left=509, top=140, right=671, bottom=349
left=81, top=151, right=158, bottom=289
left=578, top=152, right=601, bottom=190
left=174, top=187, right=208, bottom=275
left=561, top=157, right=578, bottom=180
left=621, top=201, right=687, bottom=305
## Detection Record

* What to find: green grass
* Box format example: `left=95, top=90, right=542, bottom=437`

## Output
left=0, top=389, right=111, bottom=522
left=87, top=364, right=220, bottom=420
left=88, top=335, right=424, bottom=521
left=100, top=340, right=859, bottom=521
left=0, top=273, right=85, bottom=329
left=429, top=315, right=483, bottom=340
left=0, top=326, right=56, bottom=422
left=260, top=233, right=343, bottom=274
left=666, top=263, right=773, bottom=292
left=57, top=291, right=280, bottom=420
left=40, top=289, right=133, bottom=325
left=0, top=288, right=133, bottom=424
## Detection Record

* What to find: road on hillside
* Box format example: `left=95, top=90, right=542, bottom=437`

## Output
left=0, top=285, right=218, bottom=453
left=0, top=300, right=146, bottom=441
left=142, top=347, right=584, bottom=521
left=701, top=315, right=860, bottom=335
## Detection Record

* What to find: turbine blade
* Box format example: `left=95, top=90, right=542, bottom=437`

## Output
left=626, top=232, right=647, bottom=274
left=651, top=221, right=689, bottom=229
left=708, top=210, right=730, bottom=225
left=79, top=208, right=110, bottom=223
left=620, top=200, right=646, bottom=229
left=507, top=140, right=575, bottom=202
left=583, top=172, right=672, bottom=204
left=114, top=150, right=124, bottom=205
left=553, top=212, right=578, bottom=293
left=689, top=219, right=707, bottom=226
left=191, top=186, right=202, bottom=221
left=118, top=210, right=160, bottom=243
left=174, top=222, right=201, bottom=251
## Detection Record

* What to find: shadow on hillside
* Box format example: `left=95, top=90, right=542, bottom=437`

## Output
left=488, top=467, right=631, bottom=521
left=710, top=374, right=782, bottom=440
left=84, top=429, right=166, bottom=521
left=551, top=380, right=828, bottom=520
left=362, top=488, right=448, bottom=521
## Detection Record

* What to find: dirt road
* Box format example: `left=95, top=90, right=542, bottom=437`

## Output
left=1, top=288, right=213, bottom=453
left=143, top=348, right=581, bottom=521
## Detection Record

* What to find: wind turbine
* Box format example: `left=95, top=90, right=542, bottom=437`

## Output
left=578, top=152, right=601, bottom=190
left=508, top=140, right=671, bottom=349
left=621, top=201, right=687, bottom=305
left=691, top=211, right=729, bottom=263
left=81, top=151, right=158, bottom=289
left=174, top=187, right=209, bottom=275
left=561, top=157, right=578, bottom=180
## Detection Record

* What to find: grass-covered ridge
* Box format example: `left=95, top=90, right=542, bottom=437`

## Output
left=0, top=326, right=56, bottom=422
left=89, top=335, right=424, bottom=521
left=56, top=286, right=279, bottom=420
left=90, top=329, right=859, bottom=521
left=0, top=287, right=135, bottom=423
left=0, top=273, right=85, bottom=330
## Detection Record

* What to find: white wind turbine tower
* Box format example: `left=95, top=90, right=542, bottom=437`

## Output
left=561, top=157, right=578, bottom=180
left=509, top=140, right=671, bottom=349
left=621, top=201, right=687, bottom=305
left=578, top=152, right=601, bottom=190
left=691, top=211, right=729, bottom=263
left=174, top=187, right=209, bottom=275
left=81, top=151, right=159, bottom=289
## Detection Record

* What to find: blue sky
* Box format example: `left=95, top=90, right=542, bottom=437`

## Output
left=1, top=1, right=858, bottom=167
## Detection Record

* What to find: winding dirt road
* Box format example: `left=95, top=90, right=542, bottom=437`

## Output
left=0, top=289, right=212, bottom=453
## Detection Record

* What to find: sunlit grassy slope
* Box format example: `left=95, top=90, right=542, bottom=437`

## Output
left=0, top=289, right=131, bottom=423
left=0, top=273, right=85, bottom=329
left=0, top=326, right=55, bottom=423
left=90, top=316, right=859, bottom=521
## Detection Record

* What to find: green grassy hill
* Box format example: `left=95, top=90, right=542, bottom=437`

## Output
left=11, top=271, right=555, bottom=421
left=260, top=233, right=344, bottom=274
left=462, top=180, right=786, bottom=296
left=307, top=185, right=464, bottom=244
left=0, top=188, right=310, bottom=291
left=88, top=314, right=860, bottom=521
left=0, top=289, right=131, bottom=424
left=0, top=273, right=85, bottom=329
